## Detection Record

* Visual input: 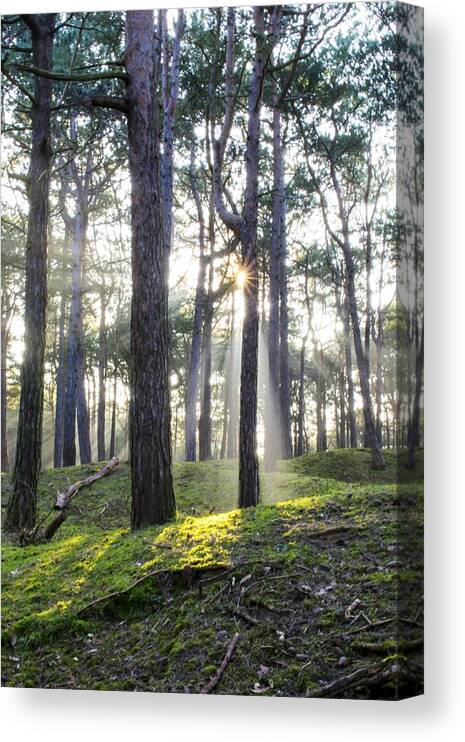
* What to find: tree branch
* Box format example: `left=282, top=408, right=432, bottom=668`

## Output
left=13, top=63, right=128, bottom=82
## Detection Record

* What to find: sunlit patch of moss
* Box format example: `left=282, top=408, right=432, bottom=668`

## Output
left=143, top=509, right=245, bottom=570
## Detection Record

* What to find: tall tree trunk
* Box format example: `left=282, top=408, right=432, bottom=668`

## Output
left=161, top=9, right=184, bottom=257
left=296, top=341, right=306, bottom=457
left=375, top=335, right=383, bottom=446
left=220, top=292, right=235, bottom=460
left=199, top=235, right=214, bottom=461
left=97, top=285, right=107, bottom=461
left=53, top=282, right=67, bottom=468
left=6, top=14, right=55, bottom=532
left=62, top=207, right=87, bottom=466
left=76, top=348, right=91, bottom=463
left=1, top=308, right=11, bottom=473
left=338, top=370, right=346, bottom=448
left=342, top=287, right=358, bottom=449
left=109, top=366, right=118, bottom=459
left=279, top=195, right=292, bottom=460
left=344, top=249, right=384, bottom=468
left=264, top=82, right=283, bottom=472
left=184, top=147, right=207, bottom=461
left=406, top=322, right=424, bottom=469
left=238, top=6, right=270, bottom=508
left=226, top=292, right=239, bottom=459
left=126, top=10, right=175, bottom=528
left=363, top=217, right=373, bottom=448
left=211, top=6, right=280, bottom=503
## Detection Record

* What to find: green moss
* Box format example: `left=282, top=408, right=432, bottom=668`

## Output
left=1, top=452, right=423, bottom=697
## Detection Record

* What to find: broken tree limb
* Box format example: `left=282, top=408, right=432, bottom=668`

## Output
left=77, top=564, right=228, bottom=616
left=351, top=638, right=423, bottom=655
left=200, top=632, right=241, bottom=694
left=55, top=457, right=120, bottom=509
left=43, top=457, right=120, bottom=541
left=306, top=661, right=405, bottom=698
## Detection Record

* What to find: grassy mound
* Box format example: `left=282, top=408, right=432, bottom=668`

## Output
left=1, top=451, right=423, bottom=699
left=289, top=448, right=424, bottom=484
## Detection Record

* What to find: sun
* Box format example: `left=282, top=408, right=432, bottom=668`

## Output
left=236, top=268, right=248, bottom=289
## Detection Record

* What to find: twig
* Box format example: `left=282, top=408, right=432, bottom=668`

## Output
left=200, top=633, right=240, bottom=694
left=399, top=617, right=424, bottom=629
left=233, top=607, right=260, bottom=626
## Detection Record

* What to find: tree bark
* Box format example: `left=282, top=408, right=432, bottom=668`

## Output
left=97, top=284, right=107, bottom=461
left=238, top=7, right=271, bottom=508
left=126, top=10, right=175, bottom=528
left=161, top=9, right=184, bottom=257
left=264, top=82, right=283, bottom=472
left=406, top=322, right=423, bottom=469
left=53, top=278, right=67, bottom=468
left=226, top=292, right=239, bottom=459
left=109, top=367, right=117, bottom=459
left=76, top=347, right=92, bottom=462
left=1, top=303, right=11, bottom=473
left=62, top=206, right=86, bottom=465
left=6, top=14, right=56, bottom=532
left=343, top=285, right=358, bottom=448
left=344, top=248, right=384, bottom=468
left=184, top=146, right=207, bottom=461
left=212, top=6, right=280, bottom=505
left=338, top=369, right=346, bottom=448
left=199, top=232, right=214, bottom=461
left=296, top=342, right=306, bottom=457
left=279, top=216, right=292, bottom=460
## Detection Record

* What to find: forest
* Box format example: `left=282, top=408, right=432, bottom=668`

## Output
left=1, top=3, right=423, bottom=699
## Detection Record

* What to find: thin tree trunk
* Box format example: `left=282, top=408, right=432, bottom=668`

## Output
left=220, top=294, right=235, bottom=460
left=343, top=287, right=358, bottom=449
left=296, top=341, right=306, bottom=457
left=199, top=231, right=214, bottom=461
left=339, top=370, right=346, bottom=448
left=344, top=249, right=384, bottom=468
left=363, top=214, right=373, bottom=448
left=238, top=7, right=270, bottom=508
left=406, top=322, right=424, bottom=469
left=265, top=81, right=283, bottom=472
left=62, top=208, right=86, bottom=466
left=126, top=10, right=175, bottom=528
left=1, top=307, right=11, bottom=472
left=226, top=292, right=239, bottom=459
left=109, top=367, right=118, bottom=459
left=161, top=9, right=184, bottom=257
left=184, top=146, right=207, bottom=461
left=53, top=282, right=67, bottom=468
left=97, top=285, right=107, bottom=461
left=6, top=14, right=56, bottom=532
left=211, top=6, right=280, bottom=504
left=76, top=349, right=91, bottom=463
left=279, top=195, right=292, bottom=460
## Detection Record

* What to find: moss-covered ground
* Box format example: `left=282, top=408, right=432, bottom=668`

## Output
left=1, top=449, right=423, bottom=699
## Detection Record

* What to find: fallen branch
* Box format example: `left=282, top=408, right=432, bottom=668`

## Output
left=233, top=607, right=260, bottom=626
left=351, top=638, right=423, bottom=655
left=43, top=457, right=120, bottom=541
left=77, top=564, right=228, bottom=615
left=55, top=457, right=120, bottom=509
left=200, top=633, right=240, bottom=694
left=306, top=661, right=405, bottom=698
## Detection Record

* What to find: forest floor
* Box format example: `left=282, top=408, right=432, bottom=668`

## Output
left=1, top=449, right=423, bottom=699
